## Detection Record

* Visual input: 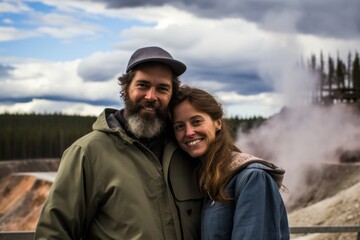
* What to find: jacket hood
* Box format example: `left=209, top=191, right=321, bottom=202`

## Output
left=92, top=108, right=117, bottom=132
left=229, top=152, right=286, bottom=190
left=92, top=108, right=134, bottom=143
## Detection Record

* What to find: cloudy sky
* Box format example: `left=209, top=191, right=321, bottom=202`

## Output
left=1, top=0, right=359, bottom=118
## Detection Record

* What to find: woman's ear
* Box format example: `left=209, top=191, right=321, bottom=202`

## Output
left=215, top=119, right=222, bottom=131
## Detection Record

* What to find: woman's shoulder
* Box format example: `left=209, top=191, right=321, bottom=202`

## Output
left=229, top=152, right=285, bottom=189
left=230, top=163, right=270, bottom=184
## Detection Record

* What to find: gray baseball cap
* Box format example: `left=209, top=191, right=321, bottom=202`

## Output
left=126, top=46, right=187, bottom=76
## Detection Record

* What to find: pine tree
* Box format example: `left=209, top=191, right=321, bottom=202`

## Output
left=319, top=51, right=325, bottom=101
left=352, top=52, right=360, bottom=98
left=335, top=57, right=345, bottom=89
left=310, top=54, right=317, bottom=103
left=328, top=55, right=335, bottom=99
left=347, top=52, right=352, bottom=88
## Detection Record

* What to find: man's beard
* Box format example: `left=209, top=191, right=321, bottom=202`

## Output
left=124, top=98, right=168, bottom=139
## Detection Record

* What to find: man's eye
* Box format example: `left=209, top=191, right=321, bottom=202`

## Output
left=158, top=86, right=170, bottom=92
left=137, top=83, right=148, bottom=88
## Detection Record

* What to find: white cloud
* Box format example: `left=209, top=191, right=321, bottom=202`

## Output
left=298, top=34, right=360, bottom=60
left=0, top=27, right=38, bottom=41
left=1, top=59, right=119, bottom=102
left=218, top=92, right=284, bottom=117
left=37, top=26, right=96, bottom=39
left=3, top=18, right=13, bottom=24
left=218, top=91, right=282, bottom=106
left=0, top=1, right=31, bottom=13
left=35, top=13, right=103, bottom=39
left=0, top=99, right=107, bottom=116
left=1, top=1, right=359, bottom=117
left=77, top=50, right=128, bottom=82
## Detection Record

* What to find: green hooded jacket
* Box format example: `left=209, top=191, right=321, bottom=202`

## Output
left=34, top=109, right=203, bottom=240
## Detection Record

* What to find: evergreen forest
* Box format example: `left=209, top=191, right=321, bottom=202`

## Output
left=0, top=113, right=265, bottom=161
left=305, top=51, right=360, bottom=103
left=0, top=113, right=96, bottom=161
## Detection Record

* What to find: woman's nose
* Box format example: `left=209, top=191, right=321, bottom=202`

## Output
left=185, top=126, right=195, bottom=136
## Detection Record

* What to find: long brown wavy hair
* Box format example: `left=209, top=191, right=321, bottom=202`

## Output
left=169, top=85, right=241, bottom=202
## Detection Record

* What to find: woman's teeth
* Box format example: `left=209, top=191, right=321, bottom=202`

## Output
left=187, top=139, right=202, bottom=146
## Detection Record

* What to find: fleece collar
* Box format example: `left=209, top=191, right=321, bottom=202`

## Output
left=229, top=152, right=286, bottom=190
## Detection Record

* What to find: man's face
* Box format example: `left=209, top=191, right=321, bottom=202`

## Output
left=124, top=64, right=173, bottom=138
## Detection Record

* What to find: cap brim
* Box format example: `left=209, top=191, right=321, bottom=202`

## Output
left=127, top=57, right=186, bottom=76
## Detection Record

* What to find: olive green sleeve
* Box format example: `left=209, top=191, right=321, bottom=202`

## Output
left=34, top=144, right=97, bottom=240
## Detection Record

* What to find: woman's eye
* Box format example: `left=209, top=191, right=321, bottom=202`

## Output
left=192, top=119, right=202, bottom=126
left=174, top=125, right=184, bottom=131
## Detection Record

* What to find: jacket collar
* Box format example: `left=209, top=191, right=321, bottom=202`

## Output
left=229, top=152, right=286, bottom=190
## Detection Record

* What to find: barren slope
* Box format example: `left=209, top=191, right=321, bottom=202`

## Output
left=0, top=175, right=52, bottom=231
left=0, top=159, right=359, bottom=238
left=289, top=178, right=360, bottom=240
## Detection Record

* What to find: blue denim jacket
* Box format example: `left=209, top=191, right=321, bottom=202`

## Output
left=201, top=163, right=290, bottom=240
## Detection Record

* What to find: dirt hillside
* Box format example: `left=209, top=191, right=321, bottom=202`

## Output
left=0, top=159, right=59, bottom=231
left=0, top=175, right=52, bottom=231
left=288, top=162, right=360, bottom=240
left=0, top=159, right=359, bottom=240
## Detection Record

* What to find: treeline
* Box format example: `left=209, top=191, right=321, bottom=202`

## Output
left=305, top=51, right=360, bottom=103
left=224, top=115, right=266, bottom=138
left=0, top=113, right=96, bottom=161
left=0, top=113, right=265, bottom=161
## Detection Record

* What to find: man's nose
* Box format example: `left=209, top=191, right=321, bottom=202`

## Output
left=145, top=88, right=156, bottom=100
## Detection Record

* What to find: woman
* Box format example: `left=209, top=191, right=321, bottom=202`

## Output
left=170, top=85, right=290, bottom=240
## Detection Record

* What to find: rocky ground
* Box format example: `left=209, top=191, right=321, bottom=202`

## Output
left=0, top=159, right=59, bottom=231
left=288, top=162, right=360, bottom=240
left=0, top=159, right=359, bottom=240
left=0, top=175, right=52, bottom=231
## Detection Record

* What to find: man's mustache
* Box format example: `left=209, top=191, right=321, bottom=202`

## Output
left=140, top=101, right=159, bottom=109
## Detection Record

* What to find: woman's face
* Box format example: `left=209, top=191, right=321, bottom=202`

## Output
left=172, top=100, right=221, bottom=158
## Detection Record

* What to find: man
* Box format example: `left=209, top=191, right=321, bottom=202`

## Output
left=34, top=46, right=203, bottom=240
